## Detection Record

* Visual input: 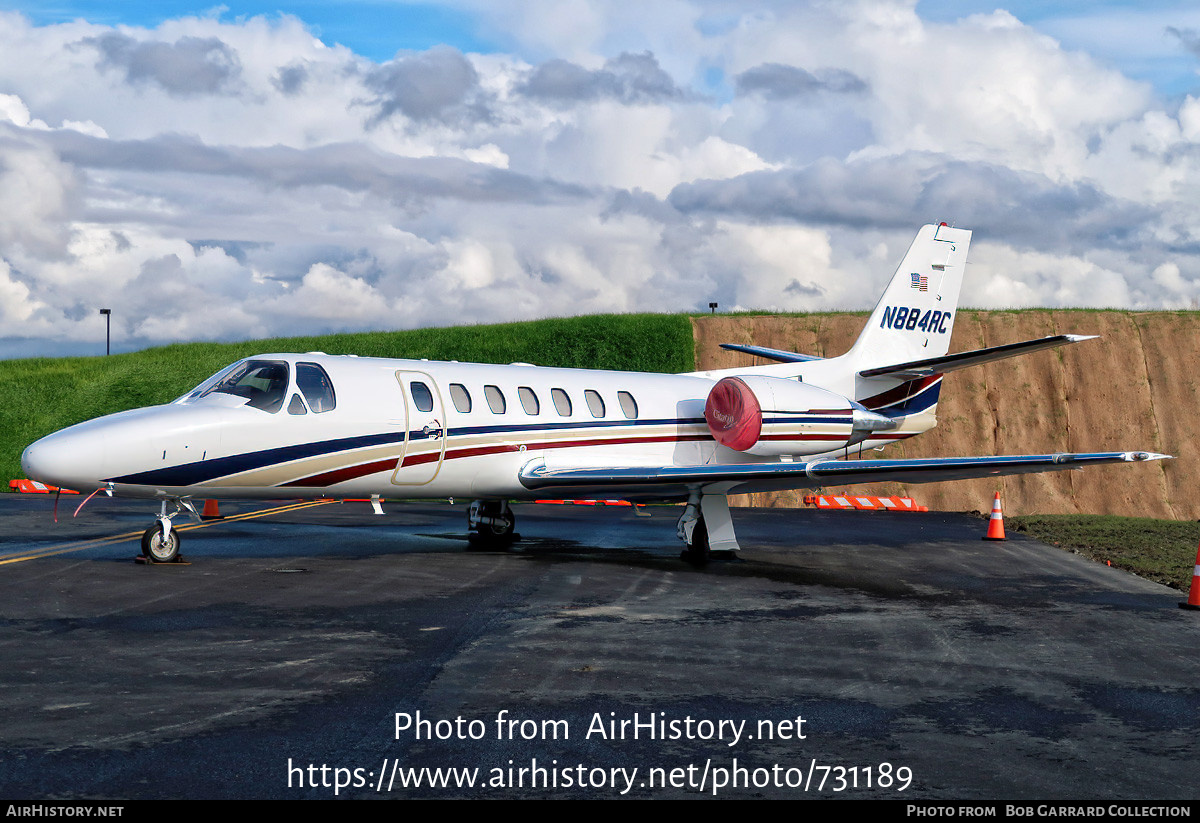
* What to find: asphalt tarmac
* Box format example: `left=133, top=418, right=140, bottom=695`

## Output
left=0, top=494, right=1196, bottom=800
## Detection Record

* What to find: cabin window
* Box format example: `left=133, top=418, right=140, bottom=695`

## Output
left=449, top=383, right=471, bottom=413
left=296, top=362, right=336, bottom=413
left=287, top=394, right=307, bottom=415
left=617, top=391, right=638, bottom=419
left=199, top=359, right=289, bottom=414
left=410, top=381, right=435, bottom=413
left=551, top=388, right=572, bottom=416
left=518, top=386, right=540, bottom=415
left=584, top=389, right=605, bottom=418
left=484, top=385, right=506, bottom=414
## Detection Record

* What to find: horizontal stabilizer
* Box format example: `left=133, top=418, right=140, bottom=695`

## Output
left=719, top=344, right=824, bottom=364
left=858, top=334, right=1096, bottom=380
left=520, top=451, right=1170, bottom=499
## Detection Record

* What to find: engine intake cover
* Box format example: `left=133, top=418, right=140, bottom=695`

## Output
left=704, top=377, right=762, bottom=451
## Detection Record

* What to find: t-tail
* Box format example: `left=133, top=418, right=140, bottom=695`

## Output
left=843, top=222, right=970, bottom=427
left=834, top=223, right=1094, bottom=444
left=711, top=222, right=1097, bottom=453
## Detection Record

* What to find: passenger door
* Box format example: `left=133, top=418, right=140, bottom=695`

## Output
left=390, top=371, right=446, bottom=486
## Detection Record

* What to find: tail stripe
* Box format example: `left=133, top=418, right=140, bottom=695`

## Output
left=859, top=376, right=942, bottom=414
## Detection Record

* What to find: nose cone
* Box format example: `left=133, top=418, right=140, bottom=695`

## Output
left=23, top=404, right=229, bottom=494
left=22, top=425, right=108, bottom=491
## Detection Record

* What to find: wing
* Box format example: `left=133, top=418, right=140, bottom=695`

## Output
left=519, top=451, right=1170, bottom=500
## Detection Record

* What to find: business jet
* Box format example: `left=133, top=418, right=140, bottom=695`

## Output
left=20, top=223, right=1168, bottom=564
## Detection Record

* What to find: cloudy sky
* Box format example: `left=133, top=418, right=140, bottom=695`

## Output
left=1, top=1, right=1199, bottom=358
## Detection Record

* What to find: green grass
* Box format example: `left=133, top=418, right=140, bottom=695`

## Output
left=0, top=314, right=695, bottom=483
left=1007, top=515, right=1200, bottom=591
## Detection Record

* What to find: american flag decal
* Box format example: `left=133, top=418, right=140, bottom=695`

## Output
left=910, top=273, right=928, bottom=292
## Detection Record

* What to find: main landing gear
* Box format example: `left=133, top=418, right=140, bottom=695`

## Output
left=677, top=492, right=741, bottom=566
left=467, top=499, right=516, bottom=546
left=140, top=498, right=201, bottom=563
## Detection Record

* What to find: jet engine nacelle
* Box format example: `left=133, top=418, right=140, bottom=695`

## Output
left=704, top=375, right=897, bottom=456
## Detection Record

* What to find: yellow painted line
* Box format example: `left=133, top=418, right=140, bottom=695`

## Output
left=0, top=530, right=146, bottom=565
left=0, top=499, right=338, bottom=566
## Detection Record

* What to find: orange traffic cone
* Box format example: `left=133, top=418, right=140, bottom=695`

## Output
left=1180, top=542, right=1200, bottom=610
left=982, top=492, right=1005, bottom=541
left=202, top=499, right=222, bottom=520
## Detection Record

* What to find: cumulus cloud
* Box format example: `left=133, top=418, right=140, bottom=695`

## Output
left=81, top=32, right=243, bottom=97
left=364, top=46, right=491, bottom=125
left=0, top=3, right=1197, bottom=359
left=0, top=259, right=47, bottom=323
left=669, top=153, right=1155, bottom=255
left=518, top=51, right=689, bottom=105
left=272, top=63, right=308, bottom=96
left=0, top=134, right=79, bottom=257
left=735, top=63, right=867, bottom=99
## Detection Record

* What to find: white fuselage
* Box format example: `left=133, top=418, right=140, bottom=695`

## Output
left=21, top=352, right=929, bottom=502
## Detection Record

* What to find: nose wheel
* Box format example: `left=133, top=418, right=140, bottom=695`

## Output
left=142, top=523, right=181, bottom=563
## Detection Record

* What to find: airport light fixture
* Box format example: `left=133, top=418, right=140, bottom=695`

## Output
left=99, top=308, right=111, bottom=356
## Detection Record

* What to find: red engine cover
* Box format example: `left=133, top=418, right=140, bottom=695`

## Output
left=704, top=377, right=762, bottom=451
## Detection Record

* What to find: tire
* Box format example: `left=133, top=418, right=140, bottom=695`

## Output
left=143, top=525, right=180, bottom=563
left=469, top=501, right=515, bottom=542
left=489, top=510, right=515, bottom=537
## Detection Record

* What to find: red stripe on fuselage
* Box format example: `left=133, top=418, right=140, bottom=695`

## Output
left=280, top=433, right=712, bottom=488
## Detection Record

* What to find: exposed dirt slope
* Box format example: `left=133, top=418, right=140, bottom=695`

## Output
left=693, top=311, right=1193, bottom=518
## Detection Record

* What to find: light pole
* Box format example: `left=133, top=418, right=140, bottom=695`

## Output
left=99, top=308, right=111, bottom=356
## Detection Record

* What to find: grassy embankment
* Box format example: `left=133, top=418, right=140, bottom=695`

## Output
left=0, top=314, right=695, bottom=483
left=1007, top=515, right=1200, bottom=592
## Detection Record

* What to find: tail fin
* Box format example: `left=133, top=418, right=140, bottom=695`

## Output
left=846, top=223, right=971, bottom=372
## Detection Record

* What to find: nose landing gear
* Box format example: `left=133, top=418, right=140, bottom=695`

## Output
left=140, top=498, right=201, bottom=563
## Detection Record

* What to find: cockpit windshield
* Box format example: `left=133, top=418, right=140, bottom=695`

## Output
left=176, top=361, right=240, bottom=404
left=180, top=359, right=290, bottom=413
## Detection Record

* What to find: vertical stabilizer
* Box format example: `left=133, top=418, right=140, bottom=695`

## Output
left=847, top=223, right=971, bottom=372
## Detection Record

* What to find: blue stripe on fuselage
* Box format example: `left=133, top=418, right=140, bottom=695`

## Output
left=106, top=410, right=859, bottom=488
left=109, top=430, right=411, bottom=487
left=107, top=417, right=701, bottom=487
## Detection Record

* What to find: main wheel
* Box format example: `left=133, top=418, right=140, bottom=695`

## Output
left=467, top=501, right=516, bottom=547
left=487, top=509, right=515, bottom=538
left=142, top=525, right=180, bottom=563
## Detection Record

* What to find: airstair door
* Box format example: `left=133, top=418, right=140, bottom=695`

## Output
left=390, top=371, right=446, bottom=486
